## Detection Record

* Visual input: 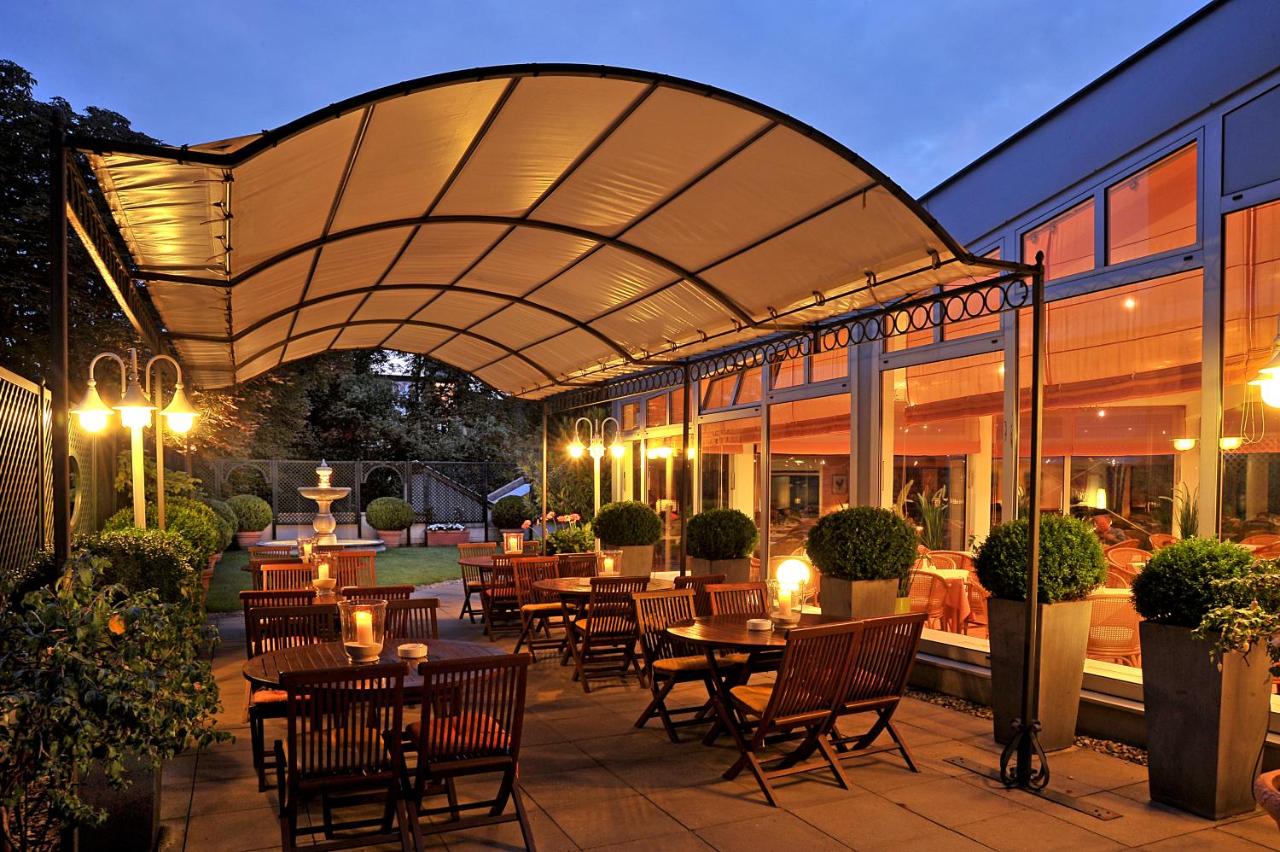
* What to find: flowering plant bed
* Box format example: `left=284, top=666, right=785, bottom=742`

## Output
left=426, top=524, right=469, bottom=546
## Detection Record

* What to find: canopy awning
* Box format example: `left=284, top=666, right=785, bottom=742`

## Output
left=73, top=64, right=1018, bottom=397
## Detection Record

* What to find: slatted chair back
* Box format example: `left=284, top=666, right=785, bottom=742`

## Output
left=749, top=556, right=762, bottom=582
left=246, top=604, right=337, bottom=657
left=458, top=542, right=497, bottom=560
left=415, top=653, right=530, bottom=762
left=386, top=598, right=441, bottom=640
left=928, top=550, right=974, bottom=572
left=844, top=613, right=925, bottom=707
left=674, top=573, right=725, bottom=617
left=484, top=557, right=518, bottom=601
left=522, top=539, right=544, bottom=556
left=239, top=589, right=316, bottom=658
left=708, top=582, right=768, bottom=617
left=1105, top=545, right=1151, bottom=571
left=261, top=563, right=314, bottom=591
left=248, top=544, right=294, bottom=568
left=340, top=584, right=413, bottom=601
left=905, top=570, right=947, bottom=626
left=759, top=621, right=863, bottom=727
left=281, top=663, right=405, bottom=781
left=1147, top=533, right=1178, bottom=550
left=634, top=589, right=698, bottom=663
left=329, top=550, right=376, bottom=588
left=512, top=556, right=559, bottom=606
left=1241, top=534, right=1280, bottom=547
left=1087, top=593, right=1142, bottom=666
left=557, top=552, right=599, bottom=578
left=586, top=576, right=649, bottom=636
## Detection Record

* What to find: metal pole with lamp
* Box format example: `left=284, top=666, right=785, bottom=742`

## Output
left=568, top=415, right=623, bottom=517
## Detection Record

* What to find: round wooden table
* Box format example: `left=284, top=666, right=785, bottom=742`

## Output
left=532, top=575, right=674, bottom=599
left=458, top=556, right=498, bottom=570
left=242, top=638, right=505, bottom=691
left=666, top=612, right=851, bottom=650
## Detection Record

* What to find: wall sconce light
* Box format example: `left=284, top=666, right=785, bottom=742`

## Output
left=1172, top=437, right=1197, bottom=452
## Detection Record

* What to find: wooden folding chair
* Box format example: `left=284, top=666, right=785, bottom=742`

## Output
left=274, top=664, right=419, bottom=851
left=239, top=589, right=317, bottom=655
left=633, top=589, right=745, bottom=742
left=261, top=563, right=315, bottom=591
left=707, top=582, right=768, bottom=616
left=386, top=598, right=441, bottom=641
left=512, top=556, right=563, bottom=658
left=556, top=552, right=598, bottom=578
left=830, top=613, right=926, bottom=772
left=674, top=574, right=725, bottom=617
left=721, top=620, right=864, bottom=807
left=341, top=584, right=414, bottom=601
left=457, top=543, right=495, bottom=622
left=248, top=550, right=302, bottom=589
left=245, top=604, right=338, bottom=791
left=332, top=550, right=377, bottom=588
left=400, top=654, right=534, bottom=849
left=481, top=556, right=520, bottom=640
left=566, top=576, right=648, bottom=692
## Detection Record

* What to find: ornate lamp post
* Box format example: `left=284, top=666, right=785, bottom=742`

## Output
left=567, top=416, right=623, bottom=516
left=71, top=348, right=197, bottom=528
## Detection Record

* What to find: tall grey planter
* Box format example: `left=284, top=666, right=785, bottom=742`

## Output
left=987, top=598, right=1090, bottom=752
left=819, top=577, right=898, bottom=620
left=1140, top=621, right=1272, bottom=819
left=687, top=556, right=751, bottom=583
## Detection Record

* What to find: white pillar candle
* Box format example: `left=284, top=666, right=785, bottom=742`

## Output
left=603, top=556, right=615, bottom=574
left=317, top=562, right=329, bottom=581
left=779, top=586, right=793, bottom=618
left=354, top=610, right=373, bottom=645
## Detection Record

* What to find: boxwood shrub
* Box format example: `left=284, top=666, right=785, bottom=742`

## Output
left=366, top=496, right=415, bottom=531
left=593, top=501, right=662, bottom=547
left=203, top=498, right=237, bottom=552
left=1132, top=537, right=1253, bottom=627
left=492, top=495, right=530, bottom=530
left=104, top=497, right=224, bottom=563
left=82, top=527, right=199, bottom=605
left=805, top=506, right=916, bottom=582
left=227, top=493, right=273, bottom=533
left=974, top=514, right=1106, bottom=603
left=686, top=509, right=758, bottom=560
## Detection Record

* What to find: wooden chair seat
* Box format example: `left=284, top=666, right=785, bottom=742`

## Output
left=406, top=712, right=511, bottom=758
left=520, top=601, right=561, bottom=614
left=729, top=684, right=776, bottom=716
left=653, top=653, right=748, bottom=674
left=248, top=688, right=287, bottom=705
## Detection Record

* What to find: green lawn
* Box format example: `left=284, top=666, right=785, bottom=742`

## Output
left=205, top=546, right=462, bottom=613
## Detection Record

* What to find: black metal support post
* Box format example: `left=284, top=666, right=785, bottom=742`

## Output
left=48, top=117, right=70, bottom=564
left=679, top=364, right=691, bottom=575
left=540, top=404, right=549, bottom=535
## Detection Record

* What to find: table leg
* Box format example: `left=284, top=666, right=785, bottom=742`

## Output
left=699, top=647, right=737, bottom=747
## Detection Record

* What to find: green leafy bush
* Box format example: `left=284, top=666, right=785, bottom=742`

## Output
left=492, top=495, right=530, bottom=530
left=365, top=496, right=415, bottom=531
left=103, top=497, right=224, bottom=563
left=686, top=509, right=758, bottom=560
left=593, top=501, right=662, bottom=547
left=113, top=450, right=201, bottom=503
left=227, top=493, right=273, bottom=532
left=204, top=498, right=237, bottom=552
left=1132, top=537, right=1253, bottom=627
left=82, top=528, right=200, bottom=606
left=0, top=549, right=61, bottom=611
left=806, top=506, right=916, bottom=582
left=975, top=514, right=1106, bottom=603
left=1194, top=564, right=1280, bottom=666
left=545, top=522, right=595, bottom=555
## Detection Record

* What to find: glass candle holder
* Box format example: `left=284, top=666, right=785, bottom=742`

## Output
left=502, top=530, right=525, bottom=555
left=598, top=549, right=623, bottom=576
left=338, top=598, right=387, bottom=663
left=298, top=537, right=316, bottom=563
left=311, top=558, right=337, bottom=595
left=768, top=578, right=807, bottom=626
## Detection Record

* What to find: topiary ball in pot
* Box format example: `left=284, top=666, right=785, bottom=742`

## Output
left=1131, top=537, right=1253, bottom=627
left=227, top=494, right=273, bottom=532
left=805, top=507, right=916, bottom=620
left=686, top=509, right=758, bottom=560
left=974, top=514, right=1106, bottom=602
left=203, top=498, right=237, bottom=554
left=366, top=496, right=415, bottom=547
left=594, top=501, right=662, bottom=576
left=104, top=497, right=224, bottom=565
left=492, top=495, right=530, bottom=531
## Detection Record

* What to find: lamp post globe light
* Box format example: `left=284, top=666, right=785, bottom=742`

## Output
left=567, top=415, right=621, bottom=516
left=71, top=347, right=197, bottom=529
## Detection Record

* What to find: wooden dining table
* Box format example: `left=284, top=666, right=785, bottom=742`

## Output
left=532, top=575, right=674, bottom=600
left=242, top=637, right=505, bottom=692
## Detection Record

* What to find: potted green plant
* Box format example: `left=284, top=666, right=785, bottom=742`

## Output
left=104, top=497, right=225, bottom=593
left=226, top=493, right=273, bottom=548
left=806, top=506, right=916, bottom=619
left=426, top=522, right=469, bottom=547
left=686, top=508, right=758, bottom=582
left=365, top=496, right=414, bottom=548
left=203, top=497, right=238, bottom=561
left=974, top=514, right=1105, bottom=751
left=1132, top=538, right=1262, bottom=818
left=492, top=495, right=531, bottom=541
left=593, top=501, right=662, bottom=575
left=545, top=516, right=594, bottom=555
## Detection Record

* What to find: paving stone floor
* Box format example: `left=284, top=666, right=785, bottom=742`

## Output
left=161, top=579, right=1280, bottom=851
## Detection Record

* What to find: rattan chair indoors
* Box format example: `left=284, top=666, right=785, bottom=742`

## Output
left=385, top=598, right=441, bottom=641
left=1241, top=534, right=1280, bottom=547
left=674, top=573, right=726, bottom=617
left=707, top=582, right=768, bottom=617
left=1147, top=533, right=1177, bottom=550
left=340, top=584, right=414, bottom=601
left=830, top=613, right=926, bottom=771
left=721, top=620, right=865, bottom=807
left=927, top=550, right=975, bottom=572
left=1255, top=542, right=1280, bottom=560
left=512, top=556, right=564, bottom=657
left=457, top=542, right=496, bottom=622
left=261, top=563, right=315, bottom=591
left=556, top=552, right=598, bottom=578
left=399, top=654, right=534, bottom=849
left=1104, top=566, right=1135, bottom=588
left=274, top=663, right=418, bottom=851
left=1105, top=544, right=1151, bottom=570
left=1086, top=593, right=1142, bottom=667
left=245, top=603, right=338, bottom=791
left=481, top=556, right=520, bottom=640
left=963, top=578, right=990, bottom=636
left=905, top=570, right=947, bottom=629
left=921, top=551, right=958, bottom=570
left=566, top=576, right=648, bottom=692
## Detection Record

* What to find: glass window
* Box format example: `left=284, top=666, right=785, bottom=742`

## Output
left=770, top=357, right=804, bottom=389
left=702, top=375, right=737, bottom=410
left=670, top=390, right=685, bottom=424
left=1107, top=143, right=1197, bottom=264
left=620, top=402, right=639, bottom=431
left=768, top=393, right=851, bottom=558
left=645, top=394, right=668, bottom=428
left=643, top=437, right=688, bottom=571
left=810, top=348, right=848, bottom=382
left=1221, top=199, right=1280, bottom=540
left=736, top=367, right=762, bottom=404
left=1023, top=199, right=1095, bottom=280
left=700, top=417, right=761, bottom=531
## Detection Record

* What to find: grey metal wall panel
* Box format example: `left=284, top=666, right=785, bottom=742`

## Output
left=1223, top=83, right=1280, bottom=195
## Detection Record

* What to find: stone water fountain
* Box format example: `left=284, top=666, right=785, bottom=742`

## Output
left=299, top=460, right=350, bottom=545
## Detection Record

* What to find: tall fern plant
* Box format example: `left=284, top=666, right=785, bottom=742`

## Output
left=1176, top=483, right=1199, bottom=539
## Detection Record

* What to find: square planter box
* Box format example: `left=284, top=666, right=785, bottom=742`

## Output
left=687, top=556, right=751, bottom=583
left=605, top=544, right=655, bottom=576
left=77, top=755, right=161, bottom=852
left=819, top=577, right=898, bottom=620
left=427, top=530, right=469, bottom=547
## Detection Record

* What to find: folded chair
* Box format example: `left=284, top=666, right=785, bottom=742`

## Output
left=400, top=654, right=535, bottom=850
left=829, top=612, right=926, bottom=772
left=274, top=664, right=419, bottom=851
left=512, top=556, right=564, bottom=658
left=566, top=576, right=648, bottom=692
left=481, top=556, right=520, bottom=640
left=261, top=563, right=314, bottom=591
left=457, top=542, right=496, bottom=622
left=340, top=584, right=414, bottom=601
left=386, top=598, right=441, bottom=641
left=721, top=620, right=864, bottom=807
left=707, top=582, right=768, bottom=617
left=674, top=573, right=726, bottom=617
left=246, top=604, right=338, bottom=791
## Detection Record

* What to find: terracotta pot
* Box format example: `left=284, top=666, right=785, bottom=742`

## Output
left=200, top=566, right=214, bottom=594
left=235, top=530, right=263, bottom=549
left=376, top=529, right=405, bottom=548
left=427, top=530, right=469, bottom=547
left=1141, top=621, right=1271, bottom=819
left=818, top=577, right=898, bottom=620
left=687, top=556, right=751, bottom=582
left=987, top=598, right=1091, bottom=752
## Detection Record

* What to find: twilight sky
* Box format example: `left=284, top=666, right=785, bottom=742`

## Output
left=3, top=1, right=1206, bottom=195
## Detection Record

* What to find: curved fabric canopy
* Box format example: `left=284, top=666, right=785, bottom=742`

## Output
left=76, top=64, right=1012, bottom=397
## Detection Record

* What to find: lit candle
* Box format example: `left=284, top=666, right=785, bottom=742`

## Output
left=779, top=586, right=793, bottom=618
left=317, top=562, right=329, bottom=582
left=603, top=556, right=615, bottom=574
left=354, top=610, right=373, bottom=645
